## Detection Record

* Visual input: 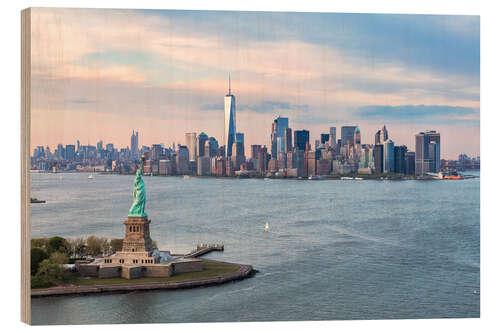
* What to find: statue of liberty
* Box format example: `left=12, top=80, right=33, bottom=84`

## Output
left=128, top=153, right=147, bottom=217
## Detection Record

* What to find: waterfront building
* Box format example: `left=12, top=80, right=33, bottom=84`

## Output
left=394, top=145, right=408, bottom=174
left=294, top=129, right=310, bottom=151
left=215, top=157, right=226, bottom=176
left=307, top=150, right=317, bottom=176
left=225, top=159, right=234, bottom=176
left=224, top=75, right=237, bottom=158
left=287, top=150, right=296, bottom=169
left=341, top=126, right=356, bottom=147
left=197, top=156, right=211, bottom=176
left=383, top=140, right=395, bottom=173
left=185, top=132, right=197, bottom=162
left=268, top=157, right=278, bottom=172
left=415, top=130, right=440, bottom=175
left=271, top=116, right=289, bottom=158
left=405, top=151, right=416, bottom=175
left=231, top=141, right=245, bottom=170
left=176, top=145, right=190, bottom=175
left=317, top=158, right=331, bottom=175
left=256, top=146, right=268, bottom=173
left=374, top=144, right=384, bottom=174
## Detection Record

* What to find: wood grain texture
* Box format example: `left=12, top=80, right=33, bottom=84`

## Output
left=21, top=7, right=31, bottom=325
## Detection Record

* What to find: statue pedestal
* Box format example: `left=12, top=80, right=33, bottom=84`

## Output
left=122, top=216, right=153, bottom=253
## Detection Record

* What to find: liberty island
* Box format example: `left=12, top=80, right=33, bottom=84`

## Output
left=32, top=154, right=254, bottom=296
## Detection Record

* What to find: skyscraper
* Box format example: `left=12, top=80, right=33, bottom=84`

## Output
left=374, top=144, right=384, bottom=174
left=224, top=74, right=236, bottom=158
left=382, top=125, right=389, bottom=142
left=270, top=116, right=289, bottom=158
left=130, top=130, right=139, bottom=158
left=294, top=129, right=309, bottom=151
left=185, top=132, right=197, bottom=162
left=383, top=140, right=395, bottom=173
left=341, top=126, right=357, bottom=147
left=197, top=132, right=208, bottom=157
left=284, top=128, right=292, bottom=153
left=415, top=130, right=440, bottom=175
left=394, top=145, right=408, bottom=174
left=329, top=127, right=336, bottom=147
left=320, top=133, right=330, bottom=144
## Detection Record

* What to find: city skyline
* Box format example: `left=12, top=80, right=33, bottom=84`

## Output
left=30, top=9, right=479, bottom=159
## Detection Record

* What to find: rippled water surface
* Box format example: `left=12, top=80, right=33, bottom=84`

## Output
left=30, top=172, right=480, bottom=325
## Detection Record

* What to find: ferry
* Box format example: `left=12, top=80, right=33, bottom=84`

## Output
left=444, top=174, right=463, bottom=180
left=340, top=176, right=354, bottom=180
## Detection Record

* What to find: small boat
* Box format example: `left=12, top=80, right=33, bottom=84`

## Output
left=30, top=197, right=45, bottom=204
left=183, top=175, right=190, bottom=179
left=354, top=177, right=363, bottom=180
left=88, top=174, right=93, bottom=179
left=265, top=222, right=269, bottom=232
left=308, top=175, right=322, bottom=180
left=340, top=176, right=354, bottom=180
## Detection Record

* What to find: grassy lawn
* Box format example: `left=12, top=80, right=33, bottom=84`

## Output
left=71, top=260, right=240, bottom=286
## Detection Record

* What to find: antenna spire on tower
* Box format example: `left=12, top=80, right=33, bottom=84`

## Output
left=228, top=73, right=231, bottom=95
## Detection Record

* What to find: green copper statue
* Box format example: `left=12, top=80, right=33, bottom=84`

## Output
left=128, top=153, right=147, bottom=217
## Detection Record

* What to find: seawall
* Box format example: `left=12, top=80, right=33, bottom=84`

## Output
left=31, top=261, right=254, bottom=298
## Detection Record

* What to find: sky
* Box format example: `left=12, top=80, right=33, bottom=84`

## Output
left=30, top=8, right=480, bottom=159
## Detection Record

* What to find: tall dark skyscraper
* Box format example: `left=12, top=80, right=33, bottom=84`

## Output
left=405, top=151, right=416, bottom=175
left=394, top=145, right=408, bottom=174
left=374, top=144, right=384, bottom=174
left=320, top=133, right=330, bottom=144
left=294, top=129, right=310, bottom=151
left=270, top=116, right=289, bottom=158
left=65, top=144, right=75, bottom=161
left=284, top=128, right=292, bottom=153
left=341, top=126, right=356, bottom=146
left=224, top=74, right=236, bottom=158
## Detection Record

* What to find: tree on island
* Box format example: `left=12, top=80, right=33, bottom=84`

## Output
left=110, top=238, right=123, bottom=253
left=31, top=247, right=49, bottom=274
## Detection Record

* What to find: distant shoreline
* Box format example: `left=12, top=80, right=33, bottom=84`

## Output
left=30, top=169, right=480, bottom=181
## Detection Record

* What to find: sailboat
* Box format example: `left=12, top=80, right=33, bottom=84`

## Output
left=265, top=222, right=269, bottom=232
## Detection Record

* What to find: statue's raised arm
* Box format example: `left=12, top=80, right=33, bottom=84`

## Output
left=128, top=153, right=147, bottom=217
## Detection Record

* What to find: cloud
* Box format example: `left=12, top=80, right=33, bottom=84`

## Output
left=67, top=98, right=96, bottom=104
left=356, top=104, right=479, bottom=125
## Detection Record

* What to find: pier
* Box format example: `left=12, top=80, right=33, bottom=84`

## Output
left=184, top=243, right=224, bottom=258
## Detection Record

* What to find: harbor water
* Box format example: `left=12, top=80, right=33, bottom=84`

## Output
left=30, top=172, right=480, bottom=324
